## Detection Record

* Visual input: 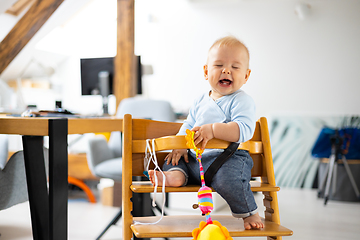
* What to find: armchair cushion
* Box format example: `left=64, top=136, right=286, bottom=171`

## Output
left=1, top=148, right=49, bottom=210
left=0, top=135, right=8, bottom=170
left=93, top=157, right=122, bottom=181
left=0, top=151, right=28, bottom=210
left=87, top=136, right=114, bottom=175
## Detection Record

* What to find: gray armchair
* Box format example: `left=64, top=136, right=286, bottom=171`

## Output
left=0, top=135, right=28, bottom=210
left=0, top=135, right=48, bottom=210
left=0, top=151, right=28, bottom=210
left=86, top=97, right=176, bottom=239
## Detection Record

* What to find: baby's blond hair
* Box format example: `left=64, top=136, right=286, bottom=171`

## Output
left=208, top=36, right=250, bottom=66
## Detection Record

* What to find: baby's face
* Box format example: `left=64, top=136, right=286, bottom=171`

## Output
left=204, top=45, right=251, bottom=100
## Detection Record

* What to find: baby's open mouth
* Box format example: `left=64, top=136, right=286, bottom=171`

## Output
left=219, top=79, right=232, bottom=86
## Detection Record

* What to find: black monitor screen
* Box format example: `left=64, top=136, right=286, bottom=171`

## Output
left=80, top=57, right=114, bottom=95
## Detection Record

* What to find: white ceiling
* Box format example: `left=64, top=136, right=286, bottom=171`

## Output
left=0, top=0, right=94, bottom=80
left=0, top=0, right=18, bottom=14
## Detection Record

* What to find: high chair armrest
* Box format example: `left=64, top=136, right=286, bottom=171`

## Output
left=132, top=135, right=263, bottom=153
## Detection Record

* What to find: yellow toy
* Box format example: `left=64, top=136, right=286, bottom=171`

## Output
left=185, top=129, right=233, bottom=240
left=192, top=221, right=232, bottom=240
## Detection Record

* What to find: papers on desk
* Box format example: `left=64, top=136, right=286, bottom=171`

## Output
left=20, top=109, right=81, bottom=118
left=0, top=108, right=25, bottom=115
left=3, top=108, right=112, bottom=118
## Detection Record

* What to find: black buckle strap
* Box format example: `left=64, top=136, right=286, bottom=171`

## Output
left=204, top=142, right=240, bottom=185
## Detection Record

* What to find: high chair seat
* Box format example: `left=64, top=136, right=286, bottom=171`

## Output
left=131, top=215, right=292, bottom=239
left=131, top=181, right=280, bottom=193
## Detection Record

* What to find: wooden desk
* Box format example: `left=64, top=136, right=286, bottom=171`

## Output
left=0, top=116, right=122, bottom=240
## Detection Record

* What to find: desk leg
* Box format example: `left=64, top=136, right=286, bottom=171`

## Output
left=23, top=136, right=50, bottom=240
left=49, top=119, right=68, bottom=240
left=22, top=118, right=68, bottom=240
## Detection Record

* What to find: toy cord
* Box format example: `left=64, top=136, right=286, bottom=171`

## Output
left=135, top=138, right=166, bottom=225
left=186, top=129, right=213, bottom=224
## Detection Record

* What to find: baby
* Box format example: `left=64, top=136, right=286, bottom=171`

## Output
left=149, top=36, right=263, bottom=230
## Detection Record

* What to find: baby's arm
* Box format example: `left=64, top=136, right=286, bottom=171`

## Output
left=212, top=122, right=240, bottom=142
left=192, top=122, right=240, bottom=149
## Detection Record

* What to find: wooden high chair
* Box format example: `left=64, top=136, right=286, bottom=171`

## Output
left=122, top=114, right=293, bottom=240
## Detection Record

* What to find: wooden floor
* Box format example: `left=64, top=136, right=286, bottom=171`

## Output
left=0, top=187, right=359, bottom=240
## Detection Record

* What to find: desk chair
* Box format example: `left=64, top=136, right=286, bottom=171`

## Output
left=122, top=114, right=293, bottom=240
left=0, top=150, right=28, bottom=210
left=86, top=97, right=176, bottom=239
left=1, top=136, right=29, bottom=210
left=0, top=135, right=8, bottom=171
left=0, top=143, right=49, bottom=211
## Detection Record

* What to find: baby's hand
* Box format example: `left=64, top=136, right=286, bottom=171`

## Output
left=192, top=124, right=214, bottom=149
left=165, top=149, right=188, bottom=166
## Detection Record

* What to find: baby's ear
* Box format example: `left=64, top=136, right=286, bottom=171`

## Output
left=203, top=65, right=209, bottom=80
left=245, top=69, right=251, bottom=82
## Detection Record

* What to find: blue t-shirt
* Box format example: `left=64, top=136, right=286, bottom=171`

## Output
left=178, top=89, right=256, bottom=143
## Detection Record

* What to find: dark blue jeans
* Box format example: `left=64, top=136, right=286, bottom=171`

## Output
left=162, top=149, right=258, bottom=218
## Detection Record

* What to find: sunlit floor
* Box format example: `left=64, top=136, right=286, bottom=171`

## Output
left=0, top=187, right=359, bottom=240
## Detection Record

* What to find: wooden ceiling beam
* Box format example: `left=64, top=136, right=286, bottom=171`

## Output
left=114, top=0, right=136, bottom=109
left=5, top=0, right=36, bottom=16
left=0, top=0, right=64, bottom=75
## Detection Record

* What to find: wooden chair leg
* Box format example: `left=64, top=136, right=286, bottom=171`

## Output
left=263, top=191, right=282, bottom=240
left=96, top=209, right=122, bottom=240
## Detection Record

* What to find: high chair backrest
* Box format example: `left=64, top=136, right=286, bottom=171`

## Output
left=125, top=117, right=265, bottom=177
left=122, top=114, right=292, bottom=240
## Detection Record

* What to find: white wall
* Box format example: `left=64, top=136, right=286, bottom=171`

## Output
left=1, top=0, right=360, bottom=118
left=134, top=0, right=360, bottom=118
left=0, top=0, right=115, bottom=115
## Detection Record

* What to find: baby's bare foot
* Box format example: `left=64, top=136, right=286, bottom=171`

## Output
left=148, top=170, right=185, bottom=187
left=243, top=212, right=264, bottom=230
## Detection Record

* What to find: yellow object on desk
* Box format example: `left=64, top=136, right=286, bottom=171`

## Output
left=95, top=132, right=111, bottom=141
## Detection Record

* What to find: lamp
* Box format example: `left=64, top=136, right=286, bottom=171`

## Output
left=98, top=71, right=110, bottom=115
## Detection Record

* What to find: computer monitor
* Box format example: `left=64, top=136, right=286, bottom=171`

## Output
left=80, top=57, right=114, bottom=96
left=80, top=56, right=142, bottom=96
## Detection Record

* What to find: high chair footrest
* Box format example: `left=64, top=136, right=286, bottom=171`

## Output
left=131, top=215, right=293, bottom=238
left=131, top=181, right=280, bottom=193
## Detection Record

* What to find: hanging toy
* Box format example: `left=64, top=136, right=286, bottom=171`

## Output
left=185, top=129, right=213, bottom=223
left=185, top=129, right=233, bottom=240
